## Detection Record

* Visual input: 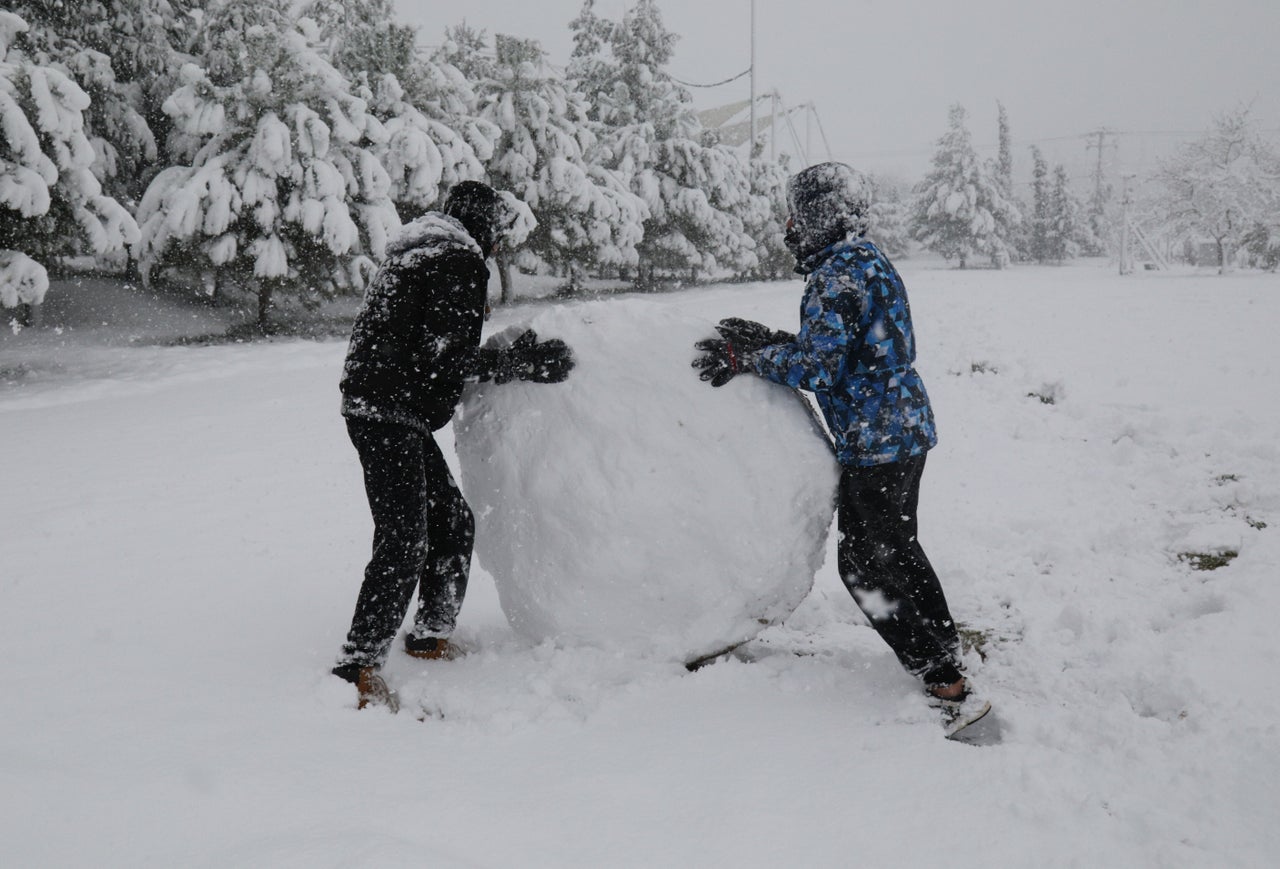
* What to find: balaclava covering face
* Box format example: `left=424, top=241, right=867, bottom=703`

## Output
left=784, top=162, right=873, bottom=265
left=443, top=180, right=506, bottom=255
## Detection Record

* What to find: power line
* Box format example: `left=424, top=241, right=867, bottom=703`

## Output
left=670, top=67, right=751, bottom=89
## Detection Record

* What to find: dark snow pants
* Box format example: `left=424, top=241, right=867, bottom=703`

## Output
left=837, top=453, right=964, bottom=687
left=338, top=419, right=474, bottom=668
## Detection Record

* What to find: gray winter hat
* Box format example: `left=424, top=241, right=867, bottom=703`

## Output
left=785, top=162, right=872, bottom=259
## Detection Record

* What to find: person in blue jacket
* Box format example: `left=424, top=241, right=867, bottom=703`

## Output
left=693, top=162, right=984, bottom=722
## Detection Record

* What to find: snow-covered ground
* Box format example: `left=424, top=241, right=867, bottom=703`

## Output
left=2, top=262, right=1277, bottom=868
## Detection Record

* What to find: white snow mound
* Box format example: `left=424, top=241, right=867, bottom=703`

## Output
left=455, top=298, right=840, bottom=664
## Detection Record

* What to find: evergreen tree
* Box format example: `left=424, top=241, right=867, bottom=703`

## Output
left=1, top=11, right=139, bottom=312
left=6, top=0, right=189, bottom=206
left=910, top=104, right=1017, bottom=268
left=866, top=174, right=912, bottom=258
left=995, top=101, right=1014, bottom=200
left=437, top=22, right=496, bottom=85
left=1027, top=145, right=1050, bottom=264
left=135, top=0, right=399, bottom=326
left=742, top=146, right=791, bottom=278
left=991, top=100, right=1021, bottom=260
left=1044, top=165, right=1076, bottom=263
left=566, top=0, right=614, bottom=111
left=569, top=0, right=756, bottom=283
left=478, top=34, right=645, bottom=294
left=302, top=1, right=497, bottom=218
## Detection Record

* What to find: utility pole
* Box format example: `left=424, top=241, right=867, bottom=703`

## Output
left=748, top=0, right=756, bottom=154
left=770, top=90, right=778, bottom=160
left=1119, top=174, right=1133, bottom=275
left=1085, top=128, right=1114, bottom=192
left=1085, top=127, right=1117, bottom=222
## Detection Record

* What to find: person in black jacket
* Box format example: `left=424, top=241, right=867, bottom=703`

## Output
left=332, top=181, right=573, bottom=709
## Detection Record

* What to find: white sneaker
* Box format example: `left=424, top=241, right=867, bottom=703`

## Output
left=928, top=681, right=993, bottom=738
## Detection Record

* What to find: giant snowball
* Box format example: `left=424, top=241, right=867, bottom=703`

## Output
left=454, top=298, right=840, bottom=665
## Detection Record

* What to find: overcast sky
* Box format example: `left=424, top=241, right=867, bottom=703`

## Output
left=390, top=0, right=1280, bottom=182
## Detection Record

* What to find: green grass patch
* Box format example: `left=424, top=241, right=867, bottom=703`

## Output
left=1178, top=550, right=1239, bottom=571
left=955, top=624, right=1003, bottom=660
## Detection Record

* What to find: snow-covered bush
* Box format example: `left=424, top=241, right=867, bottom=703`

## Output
left=0, top=11, right=139, bottom=309
left=1152, top=107, right=1280, bottom=274
left=136, top=1, right=399, bottom=324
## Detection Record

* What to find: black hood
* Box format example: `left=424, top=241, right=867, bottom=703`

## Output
left=785, top=162, right=872, bottom=269
left=443, top=180, right=506, bottom=255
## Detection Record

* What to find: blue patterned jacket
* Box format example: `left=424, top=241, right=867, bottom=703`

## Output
left=753, top=238, right=937, bottom=467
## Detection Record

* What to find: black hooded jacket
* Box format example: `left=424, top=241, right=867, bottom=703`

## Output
left=340, top=214, right=500, bottom=433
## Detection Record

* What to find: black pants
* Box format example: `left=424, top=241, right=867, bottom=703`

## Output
left=837, top=454, right=963, bottom=687
left=338, top=419, right=474, bottom=668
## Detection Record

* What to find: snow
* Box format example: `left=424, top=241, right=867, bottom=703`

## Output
left=0, top=250, right=48, bottom=308
left=2, top=262, right=1278, bottom=867
left=455, top=300, right=838, bottom=662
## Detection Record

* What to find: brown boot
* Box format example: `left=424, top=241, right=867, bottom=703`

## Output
left=404, top=634, right=454, bottom=660
left=332, top=663, right=399, bottom=712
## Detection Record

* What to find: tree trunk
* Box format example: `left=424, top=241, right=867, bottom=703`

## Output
left=19, top=301, right=43, bottom=329
left=496, top=252, right=513, bottom=305
left=258, top=280, right=275, bottom=330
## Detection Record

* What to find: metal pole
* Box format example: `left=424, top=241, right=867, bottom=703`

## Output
left=1119, top=175, right=1132, bottom=275
left=806, top=103, right=812, bottom=156
left=749, top=0, right=756, bottom=155
left=770, top=91, right=777, bottom=160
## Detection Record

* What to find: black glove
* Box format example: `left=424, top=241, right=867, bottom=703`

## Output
left=692, top=336, right=751, bottom=387
left=716, top=317, right=796, bottom=351
left=495, top=329, right=575, bottom=384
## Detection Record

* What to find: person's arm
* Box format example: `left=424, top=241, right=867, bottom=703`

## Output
left=753, top=268, right=861, bottom=392
left=417, top=250, right=493, bottom=379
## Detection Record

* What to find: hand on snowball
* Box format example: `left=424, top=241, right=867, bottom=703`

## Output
left=716, top=317, right=796, bottom=350
left=692, top=316, right=795, bottom=387
left=692, top=336, right=752, bottom=387
left=496, top=329, right=575, bottom=384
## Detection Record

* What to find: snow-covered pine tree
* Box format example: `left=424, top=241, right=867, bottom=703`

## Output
left=479, top=34, right=645, bottom=294
left=741, top=146, right=791, bottom=279
left=910, top=104, right=1018, bottom=269
left=6, top=0, right=189, bottom=209
left=1026, top=145, right=1050, bottom=264
left=1045, top=164, right=1083, bottom=263
left=302, top=1, right=497, bottom=220
left=135, top=0, right=399, bottom=327
left=0, top=11, right=139, bottom=313
left=1152, top=107, right=1280, bottom=274
left=991, top=100, right=1022, bottom=261
left=571, top=0, right=755, bottom=284
left=566, top=0, right=615, bottom=121
left=866, top=173, right=912, bottom=258
left=995, top=101, right=1014, bottom=200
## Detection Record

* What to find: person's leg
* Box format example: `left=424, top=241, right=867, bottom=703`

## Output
left=837, top=455, right=961, bottom=688
left=893, top=454, right=962, bottom=660
left=336, top=420, right=431, bottom=669
left=409, top=434, right=474, bottom=640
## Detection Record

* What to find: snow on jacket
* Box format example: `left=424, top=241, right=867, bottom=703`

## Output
left=753, top=237, right=938, bottom=467
left=340, top=213, right=500, bottom=433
